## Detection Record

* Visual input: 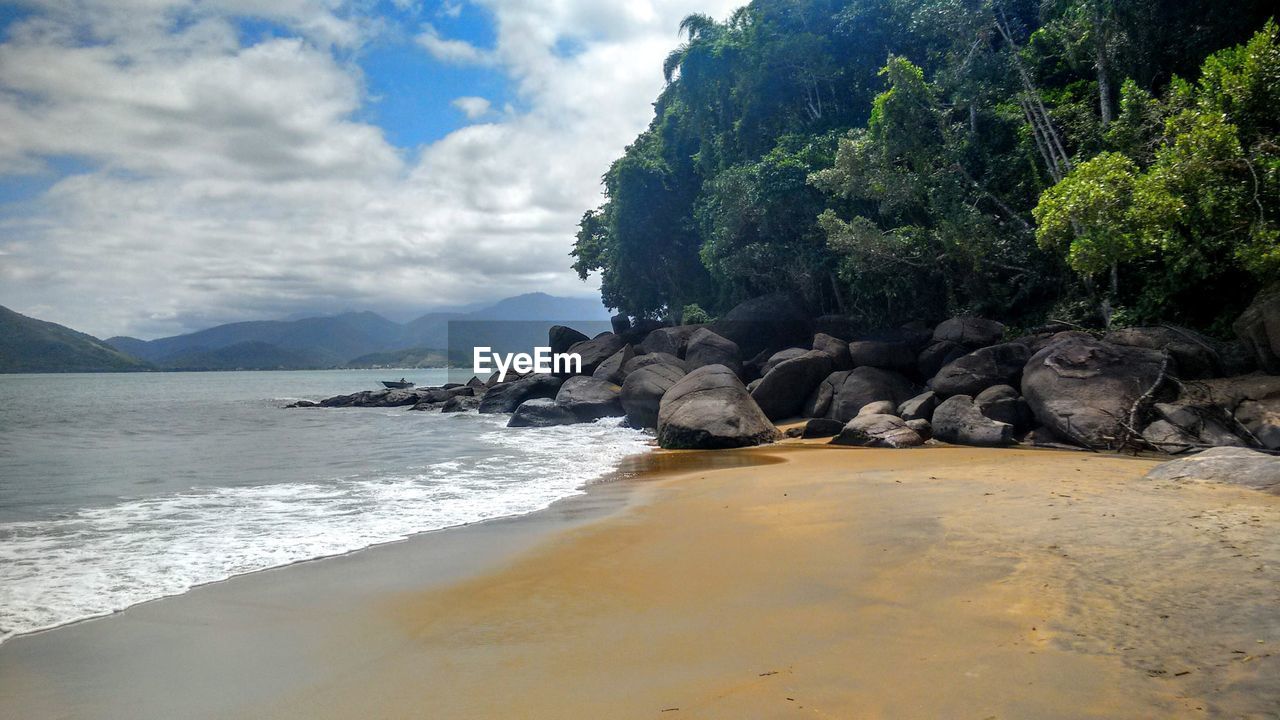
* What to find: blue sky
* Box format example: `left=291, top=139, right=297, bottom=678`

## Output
left=0, top=0, right=738, bottom=338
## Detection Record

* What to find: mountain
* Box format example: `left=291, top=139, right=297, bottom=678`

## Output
left=0, top=306, right=150, bottom=373
left=101, top=293, right=613, bottom=371
left=344, top=347, right=450, bottom=369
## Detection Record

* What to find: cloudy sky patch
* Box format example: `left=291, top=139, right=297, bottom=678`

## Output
left=0, top=0, right=737, bottom=338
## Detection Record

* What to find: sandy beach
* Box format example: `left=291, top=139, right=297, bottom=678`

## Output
left=3, top=443, right=1279, bottom=719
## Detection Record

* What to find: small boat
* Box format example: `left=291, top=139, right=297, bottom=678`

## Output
left=381, top=379, right=414, bottom=389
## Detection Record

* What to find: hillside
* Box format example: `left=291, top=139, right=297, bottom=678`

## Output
left=0, top=306, right=149, bottom=373
left=158, top=341, right=325, bottom=371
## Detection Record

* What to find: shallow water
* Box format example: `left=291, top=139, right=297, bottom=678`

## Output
left=0, top=370, right=649, bottom=642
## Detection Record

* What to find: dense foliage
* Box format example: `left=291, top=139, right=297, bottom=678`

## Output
left=572, top=0, right=1279, bottom=333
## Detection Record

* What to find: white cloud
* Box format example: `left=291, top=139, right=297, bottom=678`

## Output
left=450, top=95, right=492, bottom=119
left=0, top=0, right=741, bottom=338
left=415, top=22, right=490, bottom=65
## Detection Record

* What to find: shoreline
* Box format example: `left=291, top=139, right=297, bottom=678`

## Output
left=3, top=443, right=1278, bottom=718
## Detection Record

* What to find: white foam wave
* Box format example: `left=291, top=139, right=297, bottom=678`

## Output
left=0, top=416, right=649, bottom=643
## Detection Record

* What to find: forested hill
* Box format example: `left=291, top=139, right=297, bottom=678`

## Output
left=573, top=0, right=1279, bottom=336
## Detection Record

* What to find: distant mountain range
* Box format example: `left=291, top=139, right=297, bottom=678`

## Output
left=0, top=293, right=612, bottom=373
left=0, top=306, right=150, bottom=373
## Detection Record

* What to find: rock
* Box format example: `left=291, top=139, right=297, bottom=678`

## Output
left=610, top=314, right=631, bottom=335
left=466, top=376, right=487, bottom=391
left=318, top=387, right=432, bottom=408
left=933, top=317, right=1005, bottom=347
left=508, top=398, right=580, bottom=428
left=917, top=340, right=968, bottom=379
left=1152, top=402, right=1245, bottom=447
left=800, top=418, right=845, bottom=439
left=620, top=363, right=686, bottom=429
left=287, top=400, right=319, bottom=408
left=832, top=414, right=924, bottom=448
left=1218, top=340, right=1259, bottom=376
left=592, top=345, right=635, bottom=385
left=1235, top=399, right=1280, bottom=450
left=1141, top=419, right=1197, bottom=454
left=555, top=376, right=624, bottom=421
left=684, top=328, right=742, bottom=375
left=478, top=374, right=565, bottom=414
left=932, top=395, right=1015, bottom=446
left=826, top=367, right=915, bottom=423
left=803, top=370, right=849, bottom=419
left=974, top=384, right=1033, bottom=433
left=713, top=293, right=812, bottom=359
left=929, top=343, right=1031, bottom=397
left=639, top=324, right=704, bottom=357
left=751, top=350, right=835, bottom=421
left=858, top=400, right=898, bottom=416
left=747, top=378, right=763, bottom=392
left=898, top=391, right=939, bottom=422
left=623, top=352, right=685, bottom=374
left=811, top=333, right=853, bottom=370
left=905, top=418, right=932, bottom=440
left=1232, top=286, right=1280, bottom=373
left=847, top=340, right=916, bottom=371
left=1021, top=334, right=1166, bottom=448
left=566, top=333, right=627, bottom=376
left=656, top=365, right=780, bottom=449
left=761, top=348, right=809, bottom=376
left=441, top=394, right=482, bottom=413
left=1145, top=447, right=1280, bottom=494
left=1104, top=326, right=1220, bottom=379
left=549, top=325, right=590, bottom=355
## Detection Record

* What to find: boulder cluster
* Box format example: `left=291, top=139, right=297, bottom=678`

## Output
left=293, top=290, right=1280, bottom=458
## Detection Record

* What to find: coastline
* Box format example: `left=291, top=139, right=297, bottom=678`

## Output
left=3, top=443, right=1279, bottom=718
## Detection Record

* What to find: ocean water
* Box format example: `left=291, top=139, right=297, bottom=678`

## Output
left=0, top=370, right=650, bottom=643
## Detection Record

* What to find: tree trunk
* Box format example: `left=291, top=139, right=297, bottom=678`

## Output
left=1095, top=32, right=1112, bottom=127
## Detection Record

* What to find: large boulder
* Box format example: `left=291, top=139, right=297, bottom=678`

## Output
left=592, top=345, right=635, bottom=385
left=639, top=324, right=704, bottom=357
left=1104, top=326, right=1220, bottom=379
left=1232, top=287, right=1280, bottom=373
left=826, top=367, right=915, bottom=423
left=508, top=398, right=579, bottom=428
left=555, top=376, right=624, bottom=421
left=803, top=370, right=850, bottom=419
left=549, top=325, right=590, bottom=355
left=684, top=328, right=742, bottom=375
left=478, top=374, right=565, bottom=414
left=751, top=350, right=835, bottom=421
left=1235, top=399, right=1280, bottom=450
left=619, top=363, right=686, bottom=429
left=800, top=418, right=845, bottom=439
left=916, top=340, right=968, bottom=379
left=566, top=333, right=627, bottom=376
left=713, top=293, right=812, bottom=359
left=831, top=414, right=924, bottom=448
left=761, top=347, right=809, bottom=376
left=811, top=333, right=853, bottom=370
left=974, top=384, right=1033, bottom=433
left=623, top=352, right=687, bottom=375
left=656, top=365, right=780, bottom=449
left=441, top=394, right=482, bottom=413
left=1021, top=334, right=1166, bottom=449
left=1145, top=448, right=1280, bottom=494
left=898, top=391, right=939, bottom=422
left=933, top=317, right=1005, bottom=348
left=847, top=340, right=916, bottom=371
left=610, top=314, right=631, bottom=335
left=929, top=342, right=1031, bottom=397
left=1150, top=402, right=1245, bottom=447
left=932, top=395, right=1015, bottom=447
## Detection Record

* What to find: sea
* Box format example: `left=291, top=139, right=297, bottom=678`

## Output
left=0, top=370, right=650, bottom=644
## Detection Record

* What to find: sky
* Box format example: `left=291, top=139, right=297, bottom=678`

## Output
left=0, top=0, right=738, bottom=339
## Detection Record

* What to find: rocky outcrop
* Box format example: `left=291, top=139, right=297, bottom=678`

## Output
left=555, top=376, right=624, bottom=421
left=657, top=365, right=780, bottom=449
left=811, top=333, right=853, bottom=369
left=831, top=413, right=924, bottom=448
left=549, top=325, right=590, bottom=355
left=507, top=398, right=579, bottom=428
left=916, top=340, right=968, bottom=379
left=974, top=384, right=1033, bottom=433
left=898, top=391, right=939, bottom=422
left=620, top=363, right=686, bottom=429
left=441, top=394, right=482, bottom=413
left=932, top=395, right=1015, bottom=446
left=623, top=352, right=686, bottom=375
left=592, top=345, right=635, bottom=385
left=567, top=333, right=627, bottom=376
left=478, top=373, right=565, bottom=414
left=933, top=317, right=1005, bottom=347
left=803, top=370, right=848, bottom=418
left=1021, top=334, right=1166, bottom=449
left=713, top=293, right=811, bottom=359
left=826, top=367, right=915, bottom=423
left=639, top=324, right=704, bottom=357
left=751, top=350, right=834, bottom=420
left=929, top=342, right=1031, bottom=397
left=1145, top=447, right=1280, bottom=494
left=761, top=348, right=808, bottom=376
left=1233, top=287, right=1280, bottom=373
left=847, top=340, right=916, bottom=371
left=684, top=328, right=742, bottom=375
left=1104, top=326, right=1220, bottom=379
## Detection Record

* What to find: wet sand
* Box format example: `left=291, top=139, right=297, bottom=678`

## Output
left=3, top=445, right=1279, bottom=718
